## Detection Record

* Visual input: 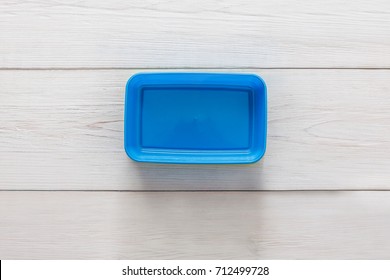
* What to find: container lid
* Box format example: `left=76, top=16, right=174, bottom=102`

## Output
left=124, top=73, right=267, bottom=164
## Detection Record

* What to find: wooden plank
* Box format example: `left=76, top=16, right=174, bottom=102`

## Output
left=0, top=191, right=389, bottom=259
left=0, top=0, right=390, bottom=68
left=1, top=69, right=389, bottom=190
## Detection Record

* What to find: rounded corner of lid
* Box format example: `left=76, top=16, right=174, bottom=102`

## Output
left=249, top=149, right=266, bottom=164
left=124, top=145, right=142, bottom=162
left=250, top=74, right=267, bottom=91
left=248, top=139, right=267, bottom=163
left=126, top=73, right=147, bottom=92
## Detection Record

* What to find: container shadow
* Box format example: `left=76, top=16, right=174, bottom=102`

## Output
left=128, top=159, right=265, bottom=190
left=115, top=191, right=263, bottom=259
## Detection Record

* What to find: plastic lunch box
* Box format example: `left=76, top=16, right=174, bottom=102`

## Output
left=124, top=73, right=267, bottom=164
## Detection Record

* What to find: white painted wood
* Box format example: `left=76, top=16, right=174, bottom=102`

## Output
left=0, top=69, right=389, bottom=190
left=1, top=0, right=389, bottom=262
left=0, top=0, right=390, bottom=68
left=1, top=191, right=389, bottom=259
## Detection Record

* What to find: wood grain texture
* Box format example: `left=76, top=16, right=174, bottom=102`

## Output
left=1, top=191, right=390, bottom=259
left=1, top=69, right=389, bottom=190
left=0, top=0, right=390, bottom=68
left=1, top=0, right=389, bottom=261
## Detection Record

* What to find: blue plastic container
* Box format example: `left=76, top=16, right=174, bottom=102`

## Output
left=124, top=73, right=267, bottom=164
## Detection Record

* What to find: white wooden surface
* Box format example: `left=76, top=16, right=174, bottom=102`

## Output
left=1, top=191, right=390, bottom=259
left=0, top=0, right=390, bottom=68
left=1, top=70, right=390, bottom=190
left=1, top=0, right=390, bottom=259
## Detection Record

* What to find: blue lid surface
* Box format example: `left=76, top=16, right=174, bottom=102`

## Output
left=124, top=73, right=267, bottom=164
